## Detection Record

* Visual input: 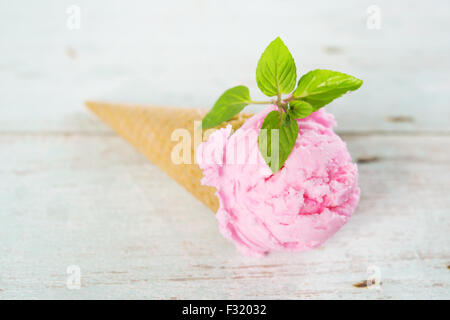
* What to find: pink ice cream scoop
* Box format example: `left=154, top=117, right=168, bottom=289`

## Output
left=197, top=105, right=360, bottom=256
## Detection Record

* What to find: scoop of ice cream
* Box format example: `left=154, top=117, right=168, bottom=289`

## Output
left=197, top=105, right=359, bottom=256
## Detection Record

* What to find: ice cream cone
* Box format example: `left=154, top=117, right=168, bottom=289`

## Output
left=85, top=101, right=252, bottom=212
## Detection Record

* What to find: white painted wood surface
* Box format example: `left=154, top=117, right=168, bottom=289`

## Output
left=0, top=0, right=449, bottom=299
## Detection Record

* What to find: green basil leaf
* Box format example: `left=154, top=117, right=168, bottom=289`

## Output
left=256, top=37, right=297, bottom=97
left=292, top=69, right=363, bottom=110
left=202, top=85, right=250, bottom=129
left=289, top=100, right=314, bottom=119
left=258, top=111, right=299, bottom=173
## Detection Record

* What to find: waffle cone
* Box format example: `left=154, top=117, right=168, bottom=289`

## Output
left=86, top=101, right=252, bottom=212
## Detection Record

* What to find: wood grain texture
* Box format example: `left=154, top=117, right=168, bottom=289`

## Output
left=0, top=133, right=449, bottom=299
left=1, top=0, right=450, bottom=133
left=0, top=0, right=449, bottom=299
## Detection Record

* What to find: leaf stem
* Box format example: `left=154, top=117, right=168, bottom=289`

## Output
left=250, top=100, right=274, bottom=105
left=283, top=95, right=295, bottom=103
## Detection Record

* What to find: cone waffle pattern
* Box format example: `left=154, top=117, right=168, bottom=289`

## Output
left=86, top=101, right=252, bottom=212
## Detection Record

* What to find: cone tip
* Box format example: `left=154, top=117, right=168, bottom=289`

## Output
left=85, top=100, right=123, bottom=115
left=85, top=100, right=104, bottom=112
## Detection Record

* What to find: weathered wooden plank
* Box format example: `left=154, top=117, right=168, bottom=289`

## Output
left=1, top=0, right=449, bottom=300
left=1, top=0, right=449, bottom=133
left=0, top=134, right=448, bottom=299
